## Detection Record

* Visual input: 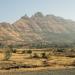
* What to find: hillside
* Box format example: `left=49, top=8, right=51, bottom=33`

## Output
left=0, top=12, right=75, bottom=48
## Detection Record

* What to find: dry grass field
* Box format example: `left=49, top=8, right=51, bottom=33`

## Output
left=0, top=49, right=75, bottom=71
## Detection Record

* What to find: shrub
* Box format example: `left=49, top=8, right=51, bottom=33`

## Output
left=33, top=53, right=39, bottom=58
left=12, top=49, right=16, bottom=53
left=41, top=53, right=47, bottom=59
left=27, top=50, right=32, bottom=57
left=22, top=50, right=25, bottom=54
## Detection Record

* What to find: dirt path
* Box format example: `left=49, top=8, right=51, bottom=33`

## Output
left=0, top=68, right=75, bottom=75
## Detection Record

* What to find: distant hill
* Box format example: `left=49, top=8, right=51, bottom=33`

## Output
left=0, top=12, right=75, bottom=48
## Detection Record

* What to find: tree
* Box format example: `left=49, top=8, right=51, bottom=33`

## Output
left=3, top=45, right=12, bottom=61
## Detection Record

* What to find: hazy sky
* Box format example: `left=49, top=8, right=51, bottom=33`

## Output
left=0, top=0, right=75, bottom=23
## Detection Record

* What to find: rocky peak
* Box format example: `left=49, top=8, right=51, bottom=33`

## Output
left=21, top=14, right=29, bottom=20
left=32, top=12, right=44, bottom=18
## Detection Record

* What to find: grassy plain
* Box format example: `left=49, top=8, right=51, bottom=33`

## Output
left=0, top=48, right=75, bottom=71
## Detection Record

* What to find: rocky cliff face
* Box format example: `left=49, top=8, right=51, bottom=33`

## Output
left=0, top=12, right=75, bottom=48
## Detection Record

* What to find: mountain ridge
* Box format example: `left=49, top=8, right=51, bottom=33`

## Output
left=0, top=12, right=75, bottom=48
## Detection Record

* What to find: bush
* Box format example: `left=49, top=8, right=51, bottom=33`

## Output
left=27, top=50, right=32, bottom=54
left=41, top=53, right=47, bottom=59
left=22, top=50, right=25, bottom=54
left=12, top=49, right=16, bottom=53
left=27, top=50, right=32, bottom=57
left=33, top=53, right=39, bottom=58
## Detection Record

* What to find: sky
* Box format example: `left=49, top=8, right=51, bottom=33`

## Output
left=0, top=0, right=75, bottom=23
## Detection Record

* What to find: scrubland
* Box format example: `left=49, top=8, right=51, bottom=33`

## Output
left=0, top=48, right=75, bottom=71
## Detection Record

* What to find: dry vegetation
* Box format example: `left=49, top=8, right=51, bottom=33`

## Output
left=0, top=47, right=75, bottom=71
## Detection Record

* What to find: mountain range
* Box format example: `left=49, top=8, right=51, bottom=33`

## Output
left=0, top=12, right=75, bottom=48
